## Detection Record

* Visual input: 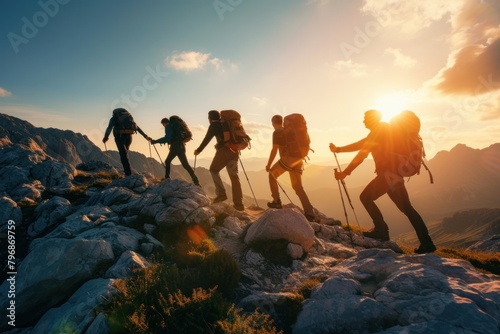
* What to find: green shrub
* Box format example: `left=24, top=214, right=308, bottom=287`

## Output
left=199, top=249, right=241, bottom=296
left=297, top=279, right=321, bottom=299
left=216, top=306, right=283, bottom=334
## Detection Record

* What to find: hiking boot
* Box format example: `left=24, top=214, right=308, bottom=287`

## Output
left=211, top=194, right=227, bottom=203
left=267, top=200, right=282, bottom=209
left=233, top=204, right=245, bottom=211
left=414, top=243, right=437, bottom=254
left=363, top=228, right=390, bottom=241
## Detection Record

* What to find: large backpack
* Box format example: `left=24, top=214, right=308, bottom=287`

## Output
left=283, top=113, right=312, bottom=161
left=390, top=110, right=433, bottom=183
left=169, top=115, right=192, bottom=144
left=114, top=108, right=137, bottom=134
left=220, top=109, right=251, bottom=152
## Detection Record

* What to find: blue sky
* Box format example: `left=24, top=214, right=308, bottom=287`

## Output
left=1, top=0, right=499, bottom=165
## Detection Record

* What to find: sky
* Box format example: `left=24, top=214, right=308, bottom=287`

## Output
left=1, top=0, right=499, bottom=167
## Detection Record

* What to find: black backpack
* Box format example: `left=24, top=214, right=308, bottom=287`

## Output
left=283, top=113, right=312, bottom=160
left=390, top=110, right=433, bottom=183
left=169, top=115, right=192, bottom=143
left=114, top=109, right=137, bottom=134
left=220, top=109, right=251, bottom=152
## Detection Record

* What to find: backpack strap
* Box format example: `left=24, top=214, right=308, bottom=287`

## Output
left=421, top=159, right=434, bottom=184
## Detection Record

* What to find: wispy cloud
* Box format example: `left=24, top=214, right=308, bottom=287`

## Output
left=165, top=51, right=237, bottom=72
left=0, top=87, right=12, bottom=97
left=0, top=105, right=71, bottom=127
left=252, top=96, right=269, bottom=107
left=330, top=60, right=368, bottom=77
left=361, top=0, right=462, bottom=35
left=385, top=48, right=417, bottom=68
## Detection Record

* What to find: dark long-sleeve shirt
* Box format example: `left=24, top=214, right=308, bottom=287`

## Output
left=153, top=124, right=173, bottom=145
left=104, top=117, right=148, bottom=140
left=196, top=121, right=224, bottom=153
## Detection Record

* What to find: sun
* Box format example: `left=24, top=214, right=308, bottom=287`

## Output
left=375, top=93, right=410, bottom=122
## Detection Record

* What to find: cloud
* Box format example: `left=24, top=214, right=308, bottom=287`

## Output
left=252, top=96, right=269, bottom=107
left=165, top=51, right=237, bottom=73
left=0, top=87, right=12, bottom=97
left=361, top=0, right=463, bottom=35
left=385, top=48, right=417, bottom=68
left=432, top=0, right=500, bottom=96
left=330, top=60, right=368, bottom=77
left=165, top=51, right=210, bottom=71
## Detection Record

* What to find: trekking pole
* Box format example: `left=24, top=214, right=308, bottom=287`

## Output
left=335, top=167, right=355, bottom=248
left=103, top=142, right=110, bottom=166
left=333, top=152, right=362, bottom=232
left=193, top=155, right=197, bottom=171
left=238, top=156, right=260, bottom=208
left=268, top=171, right=294, bottom=206
left=152, top=143, right=166, bottom=168
left=148, top=141, right=156, bottom=175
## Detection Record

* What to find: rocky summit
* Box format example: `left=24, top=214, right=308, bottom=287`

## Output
left=0, top=113, right=499, bottom=333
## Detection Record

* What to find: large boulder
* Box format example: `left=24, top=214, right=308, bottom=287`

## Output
left=27, top=196, right=72, bottom=237
left=0, top=238, right=114, bottom=327
left=244, top=208, right=315, bottom=251
left=30, top=278, right=116, bottom=334
left=293, top=249, right=500, bottom=334
left=0, top=196, right=22, bottom=233
left=31, top=159, right=75, bottom=193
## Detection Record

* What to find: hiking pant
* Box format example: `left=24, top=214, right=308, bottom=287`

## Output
left=210, top=147, right=243, bottom=206
left=164, top=142, right=198, bottom=182
left=360, top=173, right=433, bottom=245
left=114, top=134, right=133, bottom=176
left=269, top=159, right=314, bottom=217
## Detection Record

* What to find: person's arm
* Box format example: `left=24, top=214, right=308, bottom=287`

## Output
left=103, top=118, right=113, bottom=142
left=135, top=126, right=151, bottom=140
left=194, top=122, right=216, bottom=154
left=266, top=144, right=279, bottom=172
left=152, top=125, right=171, bottom=144
left=330, top=137, right=366, bottom=153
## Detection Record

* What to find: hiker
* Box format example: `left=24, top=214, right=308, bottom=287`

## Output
left=150, top=117, right=200, bottom=185
left=194, top=110, right=244, bottom=211
left=329, top=109, right=436, bottom=253
left=266, top=115, right=315, bottom=222
left=103, top=108, right=151, bottom=176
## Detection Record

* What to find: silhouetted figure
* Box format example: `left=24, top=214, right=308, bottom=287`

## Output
left=330, top=109, right=436, bottom=253
left=151, top=117, right=199, bottom=185
left=103, top=108, right=150, bottom=176
left=266, top=115, right=315, bottom=222
left=194, top=110, right=244, bottom=211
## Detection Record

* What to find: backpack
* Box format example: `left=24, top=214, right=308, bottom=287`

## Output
left=114, top=109, right=137, bottom=134
left=390, top=110, right=433, bottom=183
left=169, top=115, right=192, bottom=144
left=220, top=109, right=251, bottom=152
left=283, top=113, right=312, bottom=161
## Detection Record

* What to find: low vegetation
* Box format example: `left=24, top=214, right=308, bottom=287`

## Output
left=105, top=226, right=281, bottom=333
left=398, top=243, right=499, bottom=275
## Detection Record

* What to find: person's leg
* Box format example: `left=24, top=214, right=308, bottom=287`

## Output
left=176, top=144, right=199, bottom=184
left=387, top=182, right=435, bottom=252
left=359, top=175, right=390, bottom=240
left=268, top=162, right=286, bottom=206
left=209, top=149, right=227, bottom=199
left=164, top=144, right=178, bottom=179
left=225, top=150, right=243, bottom=208
left=115, top=135, right=132, bottom=176
left=289, top=168, right=314, bottom=220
